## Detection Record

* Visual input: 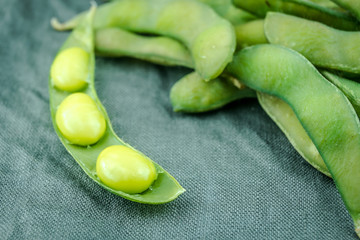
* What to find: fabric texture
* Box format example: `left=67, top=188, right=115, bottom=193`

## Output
left=0, top=0, right=357, bottom=239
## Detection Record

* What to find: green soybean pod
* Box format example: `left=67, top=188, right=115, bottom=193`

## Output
left=227, top=44, right=360, bottom=237
left=330, top=0, right=360, bottom=21
left=264, top=12, right=360, bottom=74
left=51, top=0, right=236, bottom=81
left=232, top=0, right=359, bottom=30
left=234, top=19, right=268, bottom=49
left=170, top=71, right=255, bottom=113
left=95, top=27, right=193, bottom=68
left=322, top=71, right=360, bottom=117
left=49, top=5, right=184, bottom=204
left=257, top=92, right=330, bottom=177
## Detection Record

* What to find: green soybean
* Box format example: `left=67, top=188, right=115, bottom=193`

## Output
left=50, top=47, right=89, bottom=92
left=170, top=71, right=255, bottom=113
left=227, top=44, right=360, bottom=237
left=56, top=92, right=106, bottom=146
left=232, top=0, right=359, bottom=30
left=96, top=145, right=158, bottom=194
left=322, top=71, right=360, bottom=117
left=264, top=12, right=360, bottom=74
left=51, top=0, right=236, bottom=81
left=257, top=92, right=330, bottom=177
left=49, top=5, right=184, bottom=204
left=95, top=27, right=193, bottom=68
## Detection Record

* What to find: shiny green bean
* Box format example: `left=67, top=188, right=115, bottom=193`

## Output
left=49, top=5, right=184, bottom=204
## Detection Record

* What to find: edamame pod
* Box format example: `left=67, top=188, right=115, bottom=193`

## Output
left=330, top=0, right=360, bottom=21
left=227, top=44, right=360, bottom=237
left=322, top=71, right=360, bottom=117
left=232, top=0, right=359, bottom=30
left=234, top=19, right=268, bottom=49
left=95, top=28, right=193, bottom=68
left=264, top=12, right=360, bottom=74
left=257, top=92, right=330, bottom=177
left=51, top=0, right=236, bottom=81
left=170, top=71, right=255, bottom=113
left=49, top=5, right=184, bottom=204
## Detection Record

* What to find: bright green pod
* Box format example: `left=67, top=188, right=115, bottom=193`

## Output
left=95, top=28, right=193, bottom=68
left=322, top=71, right=360, bottom=117
left=227, top=44, right=360, bottom=237
left=51, top=0, right=236, bottom=81
left=330, top=0, right=360, bottom=21
left=49, top=5, right=184, bottom=204
left=265, top=12, right=360, bottom=74
left=234, top=19, right=268, bottom=49
left=170, top=71, right=255, bottom=113
left=232, top=0, right=359, bottom=30
left=257, top=92, right=330, bottom=177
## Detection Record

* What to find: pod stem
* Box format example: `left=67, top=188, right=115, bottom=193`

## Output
left=50, top=12, right=85, bottom=31
left=356, top=220, right=360, bottom=238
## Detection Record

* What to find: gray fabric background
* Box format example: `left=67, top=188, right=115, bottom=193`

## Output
left=0, top=0, right=357, bottom=239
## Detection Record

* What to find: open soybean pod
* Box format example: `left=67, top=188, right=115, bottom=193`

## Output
left=264, top=12, right=360, bottom=75
left=49, top=5, right=184, bottom=204
left=51, top=0, right=236, bottom=81
left=232, top=0, right=359, bottom=30
left=227, top=44, right=360, bottom=237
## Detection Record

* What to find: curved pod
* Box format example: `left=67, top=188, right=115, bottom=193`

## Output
left=95, top=27, right=193, bottom=68
left=264, top=12, right=360, bottom=74
left=257, top=92, right=330, bottom=177
left=227, top=44, right=360, bottom=236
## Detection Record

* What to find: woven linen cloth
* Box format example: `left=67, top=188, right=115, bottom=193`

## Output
left=0, top=0, right=357, bottom=239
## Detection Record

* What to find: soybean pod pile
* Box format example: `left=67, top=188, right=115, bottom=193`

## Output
left=50, top=0, right=360, bottom=237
